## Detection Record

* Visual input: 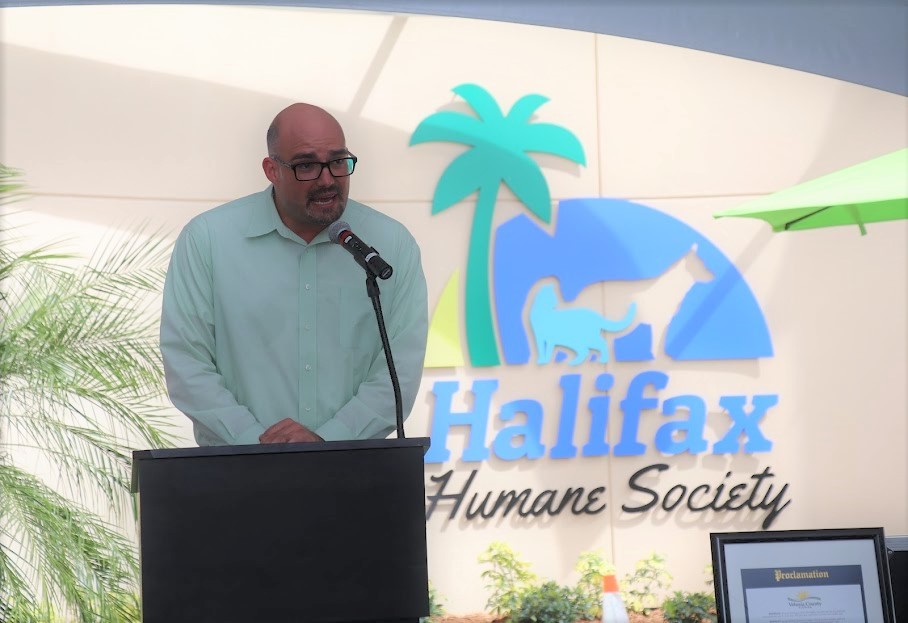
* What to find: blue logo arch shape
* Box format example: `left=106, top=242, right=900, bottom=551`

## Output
left=494, top=198, right=773, bottom=364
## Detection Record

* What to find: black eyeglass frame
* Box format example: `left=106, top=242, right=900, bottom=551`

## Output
left=270, top=154, right=358, bottom=182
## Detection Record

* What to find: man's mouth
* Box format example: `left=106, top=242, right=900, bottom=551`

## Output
left=309, top=188, right=339, bottom=207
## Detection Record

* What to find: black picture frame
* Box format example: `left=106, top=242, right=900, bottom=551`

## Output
left=885, top=535, right=908, bottom=619
left=711, top=527, right=897, bottom=623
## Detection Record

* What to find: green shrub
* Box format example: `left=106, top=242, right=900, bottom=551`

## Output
left=428, top=580, right=446, bottom=617
left=662, top=591, right=717, bottom=623
left=478, top=541, right=537, bottom=616
left=510, top=581, right=596, bottom=623
left=621, top=552, right=673, bottom=614
left=420, top=580, right=446, bottom=622
left=574, top=549, right=616, bottom=618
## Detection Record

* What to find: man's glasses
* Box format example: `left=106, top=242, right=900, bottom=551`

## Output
left=271, top=155, right=357, bottom=182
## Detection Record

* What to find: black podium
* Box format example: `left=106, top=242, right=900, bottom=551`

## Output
left=131, top=438, right=430, bottom=623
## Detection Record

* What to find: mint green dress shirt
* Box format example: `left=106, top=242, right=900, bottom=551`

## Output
left=160, top=188, right=428, bottom=446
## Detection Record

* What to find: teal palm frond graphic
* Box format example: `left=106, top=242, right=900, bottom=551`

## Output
left=411, top=84, right=585, bottom=367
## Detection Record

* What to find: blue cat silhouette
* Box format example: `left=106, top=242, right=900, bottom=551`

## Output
left=530, top=284, right=637, bottom=366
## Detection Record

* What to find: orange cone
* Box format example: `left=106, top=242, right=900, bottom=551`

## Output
left=601, top=574, right=630, bottom=623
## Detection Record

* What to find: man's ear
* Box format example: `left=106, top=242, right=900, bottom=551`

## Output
left=262, top=157, right=278, bottom=183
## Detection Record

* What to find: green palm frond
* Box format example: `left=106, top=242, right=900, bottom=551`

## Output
left=505, top=93, right=549, bottom=123
left=452, top=83, right=504, bottom=121
left=500, top=155, right=553, bottom=221
left=429, top=152, right=491, bottom=214
left=0, top=167, right=70, bottom=285
left=511, top=122, right=586, bottom=164
left=1, top=164, right=174, bottom=621
left=0, top=164, right=28, bottom=207
left=410, top=111, right=485, bottom=147
left=0, top=464, right=140, bottom=622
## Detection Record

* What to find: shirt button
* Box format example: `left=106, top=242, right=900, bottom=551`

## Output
left=304, top=325, right=310, bottom=331
left=305, top=364, right=312, bottom=371
left=305, top=407, right=311, bottom=412
left=305, top=284, right=311, bottom=290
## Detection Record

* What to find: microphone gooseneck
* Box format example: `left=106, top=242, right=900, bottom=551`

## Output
left=328, top=220, right=405, bottom=438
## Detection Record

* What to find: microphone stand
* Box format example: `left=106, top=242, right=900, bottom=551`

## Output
left=365, top=273, right=405, bottom=439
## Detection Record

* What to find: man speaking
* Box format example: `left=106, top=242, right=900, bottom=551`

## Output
left=160, top=103, right=428, bottom=446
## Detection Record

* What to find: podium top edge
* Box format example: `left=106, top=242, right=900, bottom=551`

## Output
left=132, top=436, right=431, bottom=462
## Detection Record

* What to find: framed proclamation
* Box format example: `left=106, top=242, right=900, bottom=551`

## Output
left=711, top=528, right=897, bottom=623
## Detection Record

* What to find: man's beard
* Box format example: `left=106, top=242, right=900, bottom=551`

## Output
left=304, top=184, right=346, bottom=224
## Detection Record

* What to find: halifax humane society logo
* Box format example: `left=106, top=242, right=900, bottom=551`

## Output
left=409, top=84, right=787, bottom=527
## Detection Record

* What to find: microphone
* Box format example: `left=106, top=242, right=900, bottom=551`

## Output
left=327, top=220, right=393, bottom=280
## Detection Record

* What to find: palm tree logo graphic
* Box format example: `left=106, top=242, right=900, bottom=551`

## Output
left=411, top=84, right=585, bottom=367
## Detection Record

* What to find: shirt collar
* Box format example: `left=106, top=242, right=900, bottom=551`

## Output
left=244, top=187, right=284, bottom=238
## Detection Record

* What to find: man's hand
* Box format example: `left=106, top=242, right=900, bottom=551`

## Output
left=259, top=418, right=324, bottom=444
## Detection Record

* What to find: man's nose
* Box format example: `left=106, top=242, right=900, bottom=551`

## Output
left=316, top=164, right=335, bottom=183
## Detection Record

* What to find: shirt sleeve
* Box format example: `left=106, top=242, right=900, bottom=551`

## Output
left=160, top=218, right=267, bottom=446
left=315, top=230, right=429, bottom=441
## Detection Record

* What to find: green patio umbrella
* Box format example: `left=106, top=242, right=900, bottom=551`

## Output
left=714, top=147, right=908, bottom=235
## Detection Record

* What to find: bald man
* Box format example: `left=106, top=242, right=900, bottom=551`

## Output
left=160, top=104, right=428, bottom=446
